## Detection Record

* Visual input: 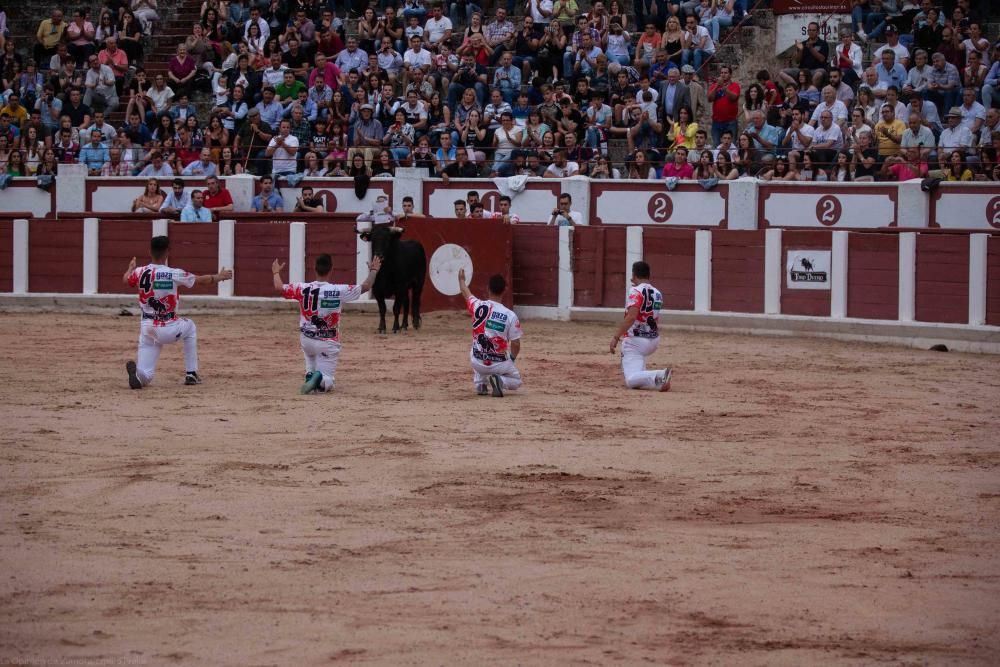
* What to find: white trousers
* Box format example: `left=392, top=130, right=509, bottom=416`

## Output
left=301, top=334, right=341, bottom=391
left=621, top=336, right=662, bottom=389
left=136, top=318, right=198, bottom=386
left=470, top=352, right=522, bottom=390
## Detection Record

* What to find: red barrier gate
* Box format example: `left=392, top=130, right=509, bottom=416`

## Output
left=168, top=223, right=221, bottom=296
left=916, top=234, right=969, bottom=324
left=0, top=219, right=12, bottom=293
left=572, top=226, right=626, bottom=308
left=28, top=219, right=83, bottom=293
left=848, top=233, right=899, bottom=320
left=712, top=230, right=765, bottom=313
left=512, top=226, right=558, bottom=306
left=781, top=230, right=832, bottom=317
left=99, top=220, right=154, bottom=293
left=644, top=228, right=696, bottom=311
left=303, top=221, right=356, bottom=285
left=234, top=222, right=291, bottom=297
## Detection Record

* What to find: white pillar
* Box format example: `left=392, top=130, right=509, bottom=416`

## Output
left=831, top=230, right=848, bottom=319
left=764, top=227, right=782, bottom=315
left=391, top=167, right=425, bottom=213
left=289, top=222, right=306, bottom=284
left=82, top=217, right=99, bottom=294
left=218, top=219, right=235, bottom=298
left=561, top=179, right=590, bottom=225
left=12, top=218, right=28, bottom=294
left=356, top=233, right=372, bottom=295
left=694, top=229, right=712, bottom=312
left=224, top=174, right=257, bottom=213
left=557, top=225, right=574, bottom=319
left=896, top=181, right=929, bottom=229
left=898, top=232, right=916, bottom=322
left=969, top=234, right=988, bottom=326
left=152, top=218, right=169, bottom=237
left=725, top=180, right=758, bottom=230
left=625, top=226, right=643, bottom=296
left=55, top=163, right=87, bottom=213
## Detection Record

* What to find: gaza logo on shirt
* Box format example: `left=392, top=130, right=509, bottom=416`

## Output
left=320, top=288, right=341, bottom=309
left=485, top=311, right=508, bottom=332
left=153, top=270, right=174, bottom=289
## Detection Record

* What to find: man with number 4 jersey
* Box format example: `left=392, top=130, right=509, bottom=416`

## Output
left=272, top=253, right=382, bottom=394
left=609, top=261, right=672, bottom=391
left=458, top=268, right=523, bottom=397
left=124, top=235, right=233, bottom=389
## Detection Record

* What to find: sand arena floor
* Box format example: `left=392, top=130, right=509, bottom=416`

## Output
left=1, top=311, right=999, bottom=666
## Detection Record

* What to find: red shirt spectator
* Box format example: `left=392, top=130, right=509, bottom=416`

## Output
left=709, top=67, right=741, bottom=122
left=203, top=186, right=233, bottom=210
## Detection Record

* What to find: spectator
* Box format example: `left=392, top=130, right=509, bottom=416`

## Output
left=98, top=38, right=129, bottom=95
left=873, top=25, right=910, bottom=68
left=132, top=178, right=165, bottom=212
left=659, top=67, right=690, bottom=123
left=202, top=175, right=233, bottom=212
left=873, top=103, right=906, bottom=159
left=547, top=192, right=582, bottom=226
left=138, top=150, right=174, bottom=176
left=251, top=175, right=284, bottom=211
left=810, top=85, right=849, bottom=129
left=834, top=30, right=864, bottom=86
left=180, top=190, right=213, bottom=222
left=939, top=106, right=974, bottom=156
left=182, top=147, right=218, bottom=176
left=941, top=149, right=974, bottom=181
left=34, top=9, right=66, bottom=66
left=780, top=21, right=828, bottom=89
left=927, top=52, right=963, bottom=118
left=811, top=110, right=845, bottom=165
left=958, top=87, right=986, bottom=135
left=663, top=146, right=695, bottom=178
left=168, top=44, right=197, bottom=100
left=66, top=10, right=97, bottom=68
left=682, top=14, right=714, bottom=71
left=901, top=111, right=936, bottom=160
left=544, top=148, right=579, bottom=177
left=881, top=146, right=929, bottom=180
left=708, top=64, right=740, bottom=146
left=351, top=103, right=385, bottom=167
left=159, top=178, right=191, bottom=215
left=79, top=128, right=110, bottom=175
left=83, top=55, right=119, bottom=112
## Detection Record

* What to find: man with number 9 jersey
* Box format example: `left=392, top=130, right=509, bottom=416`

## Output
left=272, top=253, right=382, bottom=394
left=458, top=268, right=523, bottom=397
left=609, top=261, right=672, bottom=391
left=123, top=235, right=233, bottom=389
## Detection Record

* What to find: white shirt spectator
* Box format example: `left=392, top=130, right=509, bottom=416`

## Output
left=545, top=161, right=580, bottom=178
left=939, top=125, right=973, bottom=154
left=244, top=16, right=269, bottom=43
left=261, top=64, right=287, bottom=88
left=812, top=122, right=844, bottom=151
left=403, top=47, right=432, bottom=70
left=874, top=43, right=910, bottom=66
left=959, top=100, right=986, bottom=132
left=528, top=0, right=553, bottom=24
left=787, top=122, right=815, bottom=151
left=424, top=15, right=452, bottom=45
left=268, top=134, right=300, bottom=174
left=810, top=99, right=848, bottom=126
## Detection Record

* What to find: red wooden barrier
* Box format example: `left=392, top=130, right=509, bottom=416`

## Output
left=512, top=225, right=558, bottom=306
left=712, top=230, right=765, bottom=313
left=234, top=222, right=291, bottom=296
left=99, top=220, right=154, bottom=293
left=167, top=223, right=220, bottom=295
left=28, top=219, right=83, bottom=293
left=988, top=237, right=1000, bottom=327
left=781, top=230, right=832, bottom=317
left=916, top=234, right=969, bottom=324
left=303, top=221, right=357, bottom=286
left=643, top=228, right=696, bottom=311
left=847, top=233, right=899, bottom=320
left=572, top=226, right=626, bottom=308
left=0, top=219, right=13, bottom=292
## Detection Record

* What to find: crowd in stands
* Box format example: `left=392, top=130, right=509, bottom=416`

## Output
left=0, top=0, right=997, bottom=200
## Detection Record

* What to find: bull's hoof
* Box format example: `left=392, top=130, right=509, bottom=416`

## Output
left=377, top=327, right=386, bottom=335
left=392, top=329, right=399, bottom=334
left=413, top=317, right=422, bottom=331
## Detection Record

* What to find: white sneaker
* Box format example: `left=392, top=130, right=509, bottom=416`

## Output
left=476, top=383, right=489, bottom=396
left=657, top=368, right=672, bottom=392
left=856, top=29, right=867, bottom=43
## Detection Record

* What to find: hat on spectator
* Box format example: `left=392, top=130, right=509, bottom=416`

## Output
left=681, top=65, right=696, bottom=74
left=885, top=24, right=897, bottom=34
left=608, top=62, right=621, bottom=74
left=247, top=107, right=260, bottom=116
left=360, top=103, right=374, bottom=111
left=945, top=107, right=963, bottom=117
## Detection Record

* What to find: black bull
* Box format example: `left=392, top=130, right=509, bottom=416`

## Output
left=357, top=225, right=427, bottom=334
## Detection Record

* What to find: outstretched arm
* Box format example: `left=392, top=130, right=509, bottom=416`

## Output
left=609, top=305, right=639, bottom=353
left=122, top=256, right=137, bottom=285
left=195, top=267, right=234, bottom=285
left=272, top=258, right=285, bottom=292
left=359, top=256, right=382, bottom=293
left=510, top=339, right=520, bottom=362
left=457, top=267, right=473, bottom=300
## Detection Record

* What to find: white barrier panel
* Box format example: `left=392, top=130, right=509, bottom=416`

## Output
left=422, top=179, right=561, bottom=222
left=87, top=177, right=208, bottom=212
left=933, top=185, right=1000, bottom=231
left=591, top=182, right=728, bottom=226
left=760, top=184, right=899, bottom=229
left=2, top=180, right=56, bottom=217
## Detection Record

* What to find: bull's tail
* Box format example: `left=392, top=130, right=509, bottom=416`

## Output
left=411, top=244, right=427, bottom=330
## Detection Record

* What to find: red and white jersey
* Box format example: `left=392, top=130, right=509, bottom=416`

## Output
left=127, top=263, right=196, bottom=326
left=467, top=296, right=522, bottom=363
left=490, top=210, right=521, bottom=224
left=624, top=282, right=662, bottom=339
left=282, top=281, right=363, bottom=342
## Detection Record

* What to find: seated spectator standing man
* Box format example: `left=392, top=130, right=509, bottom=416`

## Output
left=423, top=3, right=453, bottom=52
left=251, top=175, right=284, bottom=212
left=901, top=112, right=936, bottom=161
left=484, top=6, right=515, bottom=65
left=810, top=85, right=849, bottom=129
left=138, top=151, right=174, bottom=177
left=294, top=187, right=325, bottom=213
left=493, top=51, right=521, bottom=105
left=544, top=149, right=580, bottom=178
left=682, top=14, right=714, bottom=71
left=351, top=104, right=385, bottom=168
left=574, top=31, right=604, bottom=79
left=810, top=110, right=845, bottom=166
left=780, top=21, right=828, bottom=89
left=83, top=55, right=119, bottom=113
left=235, top=108, right=274, bottom=175
left=442, top=146, right=480, bottom=179
left=34, top=9, right=66, bottom=66
left=79, top=129, right=109, bottom=175
left=708, top=65, right=740, bottom=146
left=939, top=106, right=974, bottom=158
left=874, top=49, right=907, bottom=96
left=202, top=175, right=234, bottom=213
left=267, top=119, right=300, bottom=178
left=255, top=88, right=285, bottom=134
left=873, top=25, right=910, bottom=69
left=335, top=37, right=368, bottom=74
left=564, top=14, right=600, bottom=79
left=827, top=68, right=854, bottom=108
left=927, top=52, right=961, bottom=116
left=958, top=87, right=986, bottom=137
left=983, top=45, right=1000, bottom=111
left=98, top=37, right=129, bottom=96
left=781, top=108, right=815, bottom=155
left=183, top=148, right=218, bottom=177
left=160, top=179, right=191, bottom=217
left=659, top=67, right=691, bottom=123
left=835, top=30, right=864, bottom=87
left=181, top=190, right=213, bottom=223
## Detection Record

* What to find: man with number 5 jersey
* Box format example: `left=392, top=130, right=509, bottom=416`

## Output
left=458, top=268, right=523, bottom=397
left=272, top=253, right=382, bottom=394
left=609, top=261, right=672, bottom=391
left=124, top=236, right=233, bottom=389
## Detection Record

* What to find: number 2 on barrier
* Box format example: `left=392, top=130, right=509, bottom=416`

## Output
left=987, top=197, right=1000, bottom=229
left=647, top=194, right=673, bottom=223
left=815, top=195, right=842, bottom=227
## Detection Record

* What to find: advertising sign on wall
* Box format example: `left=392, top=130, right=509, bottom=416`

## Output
left=786, top=249, right=831, bottom=290
left=772, top=0, right=849, bottom=15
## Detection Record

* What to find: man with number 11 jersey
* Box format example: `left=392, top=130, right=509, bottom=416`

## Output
left=272, top=253, right=382, bottom=394
left=458, top=268, right=523, bottom=397
left=609, top=261, right=671, bottom=391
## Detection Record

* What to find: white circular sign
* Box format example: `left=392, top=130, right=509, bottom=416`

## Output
left=429, top=243, right=473, bottom=296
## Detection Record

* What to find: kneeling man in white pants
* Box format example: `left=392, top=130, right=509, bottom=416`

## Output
left=458, top=268, right=522, bottom=397
left=609, top=260, right=672, bottom=391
